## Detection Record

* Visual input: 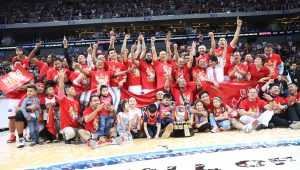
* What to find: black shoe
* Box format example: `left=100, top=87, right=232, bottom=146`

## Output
left=65, top=140, right=72, bottom=144
left=256, top=124, right=267, bottom=131
left=268, top=122, right=275, bottom=129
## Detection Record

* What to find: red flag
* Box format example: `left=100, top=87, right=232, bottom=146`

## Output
left=0, top=65, right=33, bottom=94
left=46, top=106, right=57, bottom=136
left=201, top=81, right=257, bottom=107
left=121, top=88, right=163, bottom=108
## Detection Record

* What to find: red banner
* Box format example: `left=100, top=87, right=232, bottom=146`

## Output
left=200, top=81, right=258, bottom=107
left=121, top=81, right=257, bottom=108
left=0, top=65, right=33, bottom=94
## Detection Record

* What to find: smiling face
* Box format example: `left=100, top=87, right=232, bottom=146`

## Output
left=218, top=38, right=227, bottom=48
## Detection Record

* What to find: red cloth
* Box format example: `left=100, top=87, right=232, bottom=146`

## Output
left=46, top=106, right=57, bottom=136
left=83, top=107, right=99, bottom=132
left=248, top=64, right=270, bottom=81
left=154, top=60, right=173, bottom=88
left=239, top=98, right=267, bottom=113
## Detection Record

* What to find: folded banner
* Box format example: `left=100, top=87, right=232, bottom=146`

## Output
left=121, top=81, right=257, bottom=108
left=0, top=65, right=33, bottom=94
left=200, top=81, right=258, bottom=107
left=121, top=88, right=163, bottom=108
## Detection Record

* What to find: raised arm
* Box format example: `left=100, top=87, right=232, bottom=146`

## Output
left=208, top=32, right=216, bottom=56
left=165, top=31, right=172, bottom=60
left=151, top=36, right=158, bottom=62
left=63, top=36, right=73, bottom=71
left=140, top=35, right=147, bottom=59
left=173, top=43, right=180, bottom=61
left=133, top=34, right=142, bottom=59
left=28, top=41, right=42, bottom=59
left=109, top=30, right=116, bottom=49
left=91, top=42, right=99, bottom=65
left=86, top=44, right=94, bottom=69
left=230, top=17, right=242, bottom=48
left=57, top=69, right=66, bottom=100
left=121, top=34, right=130, bottom=54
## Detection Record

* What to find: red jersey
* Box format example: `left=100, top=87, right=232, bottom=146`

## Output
left=272, top=96, right=287, bottom=105
left=171, top=82, right=197, bottom=106
left=192, top=67, right=207, bottom=82
left=228, top=63, right=249, bottom=81
left=140, top=60, right=156, bottom=89
left=83, top=107, right=99, bottom=132
left=172, top=64, right=191, bottom=82
left=248, top=64, right=270, bottom=81
left=144, top=111, right=160, bottom=126
left=105, top=60, right=126, bottom=87
left=264, top=53, right=282, bottom=77
left=12, top=55, right=30, bottom=69
left=58, top=90, right=80, bottom=129
left=154, top=61, right=173, bottom=88
left=126, top=61, right=141, bottom=86
left=239, top=98, right=267, bottom=113
left=90, top=69, right=113, bottom=90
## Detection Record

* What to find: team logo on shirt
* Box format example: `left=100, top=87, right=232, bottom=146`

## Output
left=96, top=75, right=109, bottom=87
left=162, top=65, right=172, bottom=78
left=146, top=67, right=155, bottom=82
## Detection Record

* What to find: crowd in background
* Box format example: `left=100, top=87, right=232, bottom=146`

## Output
left=1, top=0, right=299, bottom=24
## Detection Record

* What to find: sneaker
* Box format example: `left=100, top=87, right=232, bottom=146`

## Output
left=88, top=139, right=97, bottom=149
left=268, top=122, right=275, bottom=129
left=29, top=141, right=37, bottom=147
left=161, top=124, right=173, bottom=138
left=17, top=138, right=25, bottom=148
left=255, top=124, right=267, bottom=131
left=289, top=121, right=300, bottom=129
left=7, top=134, right=16, bottom=143
left=242, top=124, right=253, bottom=133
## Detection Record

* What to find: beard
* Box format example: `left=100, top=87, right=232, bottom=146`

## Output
left=145, top=58, right=152, bottom=64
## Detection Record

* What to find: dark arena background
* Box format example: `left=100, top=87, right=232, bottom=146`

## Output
left=0, top=0, right=300, bottom=170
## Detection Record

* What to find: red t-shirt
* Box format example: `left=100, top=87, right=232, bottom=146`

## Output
left=126, top=61, right=141, bottom=86
left=272, top=96, right=287, bottom=105
left=228, top=63, right=249, bottom=81
left=105, top=60, right=126, bottom=87
left=58, top=90, right=80, bottom=129
left=140, top=60, right=156, bottom=89
left=171, top=82, right=197, bottom=106
left=239, top=98, right=267, bottom=113
left=83, top=107, right=99, bottom=132
left=12, top=55, right=30, bottom=69
left=264, top=53, right=282, bottom=77
left=192, top=67, right=206, bottom=82
left=46, top=68, right=59, bottom=81
left=90, top=69, right=113, bottom=90
left=248, top=64, right=270, bottom=81
left=154, top=60, right=173, bottom=88
left=172, top=64, right=191, bottom=82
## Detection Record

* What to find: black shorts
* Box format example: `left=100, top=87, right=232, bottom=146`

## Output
left=15, top=110, right=28, bottom=127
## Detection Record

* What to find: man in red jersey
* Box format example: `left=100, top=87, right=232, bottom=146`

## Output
left=239, top=88, right=273, bottom=131
left=78, top=95, right=104, bottom=142
left=57, top=69, right=82, bottom=144
left=152, top=35, right=173, bottom=89
left=228, top=51, right=248, bottom=81
left=211, top=17, right=242, bottom=75
left=264, top=43, right=284, bottom=77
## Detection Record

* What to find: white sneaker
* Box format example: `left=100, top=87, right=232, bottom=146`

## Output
left=290, top=121, right=300, bottom=129
left=17, top=137, right=25, bottom=148
left=242, top=124, right=253, bottom=133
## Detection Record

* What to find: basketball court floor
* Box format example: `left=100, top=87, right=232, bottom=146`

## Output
left=1, top=129, right=300, bottom=170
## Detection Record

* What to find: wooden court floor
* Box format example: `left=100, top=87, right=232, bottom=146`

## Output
left=1, top=128, right=300, bottom=169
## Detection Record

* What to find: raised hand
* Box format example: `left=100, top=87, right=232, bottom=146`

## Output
left=237, top=17, right=242, bottom=27
left=63, top=36, right=68, bottom=48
